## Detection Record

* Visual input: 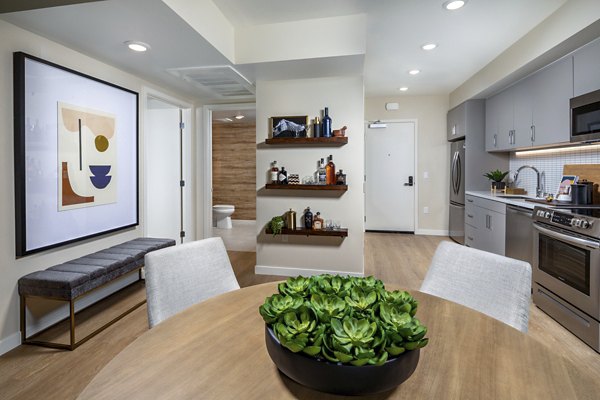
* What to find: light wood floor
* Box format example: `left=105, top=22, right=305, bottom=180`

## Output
left=1, top=233, right=598, bottom=399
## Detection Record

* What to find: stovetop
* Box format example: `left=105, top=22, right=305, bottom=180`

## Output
left=533, top=205, right=600, bottom=239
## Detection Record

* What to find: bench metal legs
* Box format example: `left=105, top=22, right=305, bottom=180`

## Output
left=21, top=274, right=145, bottom=351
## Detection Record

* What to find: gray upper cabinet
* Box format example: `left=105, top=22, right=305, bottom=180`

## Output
left=447, top=102, right=466, bottom=141
left=574, top=38, right=600, bottom=97
left=485, top=55, right=573, bottom=151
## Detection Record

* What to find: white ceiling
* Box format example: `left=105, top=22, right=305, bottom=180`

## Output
left=1, top=0, right=568, bottom=101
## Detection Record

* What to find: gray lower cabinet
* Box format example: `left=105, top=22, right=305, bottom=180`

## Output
left=573, top=37, right=600, bottom=97
left=465, top=195, right=506, bottom=256
left=485, top=55, right=573, bottom=151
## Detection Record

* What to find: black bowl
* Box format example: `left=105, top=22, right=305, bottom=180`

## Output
left=265, top=326, right=420, bottom=396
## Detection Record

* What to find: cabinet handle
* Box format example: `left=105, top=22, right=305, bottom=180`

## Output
left=493, top=134, right=497, bottom=147
left=531, top=125, right=535, bottom=142
left=467, top=199, right=474, bottom=203
left=467, top=236, right=474, bottom=241
left=452, top=124, right=456, bottom=136
left=488, top=215, right=493, bottom=230
left=508, top=130, right=512, bottom=145
left=467, top=214, right=474, bottom=218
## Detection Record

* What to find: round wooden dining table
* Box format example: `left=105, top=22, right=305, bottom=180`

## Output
left=78, top=282, right=598, bottom=400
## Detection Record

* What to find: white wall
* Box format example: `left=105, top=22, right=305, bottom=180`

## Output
left=0, top=20, right=198, bottom=354
left=255, top=76, right=365, bottom=276
left=365, top=95, right=449, bottom=235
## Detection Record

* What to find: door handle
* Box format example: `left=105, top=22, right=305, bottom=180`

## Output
left=404, top=176, right=414, bottom=186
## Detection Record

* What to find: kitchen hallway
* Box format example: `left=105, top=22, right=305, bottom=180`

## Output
left=0, top=233, right=598, bottom=399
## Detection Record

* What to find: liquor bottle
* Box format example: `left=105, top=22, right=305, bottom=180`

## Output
left=270, top=161, right=279, bottom=184
left=278, top=166, right=288, bottom=184
left=313, top=116, right=322, bottom=138
left=304, top=207, right=313, bottom=229
left=326, top=155, right=336, bottom=185
left=336, top=169, right=346, bottom=185
left=318, top=158, right=327, bottom=185
left=322, top=107, right=332, bottom=138
left=312, top=212, right=324, bottom=230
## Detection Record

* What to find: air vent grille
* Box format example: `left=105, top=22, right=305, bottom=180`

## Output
left=168, top=65, right=255, bottom=99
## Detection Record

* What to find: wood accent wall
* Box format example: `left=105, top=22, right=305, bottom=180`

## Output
left=212, top=121, right=256, bottom=220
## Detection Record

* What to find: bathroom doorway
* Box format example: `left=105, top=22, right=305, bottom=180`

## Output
left=203, top=103, right=256, bottom=251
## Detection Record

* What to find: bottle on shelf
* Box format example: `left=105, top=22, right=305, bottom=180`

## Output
left=304, top=207, right=313, bottom=229
left=270, top=161, right=279, bottom=184
left=285, top=208, right=296, bottom=230
left=278, top=166, right=288, bottom=184
left=318, top=158, right=327, bottom=185
left=336, top=169, right=346, bottom=185
left=313, top=212, right=324, bottom=230
left=326, top=155, right=336, bottom=185
left=313, top=116, right=322, bottom=138
left=322, top=107, right=332, bottom=138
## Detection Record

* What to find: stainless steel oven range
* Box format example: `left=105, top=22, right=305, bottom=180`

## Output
left=532, top=206, right=600, bottom=352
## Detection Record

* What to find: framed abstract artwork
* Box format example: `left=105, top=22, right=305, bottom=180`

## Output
left=13, top=52, right=139, bottom=257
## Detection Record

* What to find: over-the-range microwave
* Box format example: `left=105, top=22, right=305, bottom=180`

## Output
left=571, top=88, right=600, bottom=143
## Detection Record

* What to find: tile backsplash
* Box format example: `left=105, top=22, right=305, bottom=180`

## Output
left=509, top=145, right=600, bottom=196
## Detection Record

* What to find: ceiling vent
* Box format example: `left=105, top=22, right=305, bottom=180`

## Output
left=168, top=65, right=255, bottom=99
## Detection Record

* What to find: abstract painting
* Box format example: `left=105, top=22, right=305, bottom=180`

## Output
left=58, top=103, right=117, bottom=210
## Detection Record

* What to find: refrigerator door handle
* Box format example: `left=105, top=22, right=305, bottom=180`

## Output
left=455, top=151, right=462, bottom=195
left=451, top=151, right=458, bottom=194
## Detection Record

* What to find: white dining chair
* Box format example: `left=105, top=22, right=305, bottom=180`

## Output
left=420, top=241, right=532, bottom=332
left=144, top=237, right=240, bottom=328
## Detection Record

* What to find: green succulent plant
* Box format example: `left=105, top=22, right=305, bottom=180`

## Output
left=268, top=216, right=285, bottom=236
left=483, top=169, right=509, bottom=182
left=259, top=274, right=428, bottom=367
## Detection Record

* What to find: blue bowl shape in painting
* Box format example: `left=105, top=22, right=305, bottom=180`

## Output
left=89, top=165, right=112, bottom=189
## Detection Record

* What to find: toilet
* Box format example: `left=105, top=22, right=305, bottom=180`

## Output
left=213, top=204, right=235, bottom=229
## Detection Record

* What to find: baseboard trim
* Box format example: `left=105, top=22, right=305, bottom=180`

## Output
left=0, top=332, right=21, bottom=356
left=415, top=229, right=448, bottom=236
left=255, top=265, right=364, bottom=278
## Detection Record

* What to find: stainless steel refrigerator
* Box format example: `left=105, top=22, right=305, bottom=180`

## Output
left=449, top=140, right=465, bottom=244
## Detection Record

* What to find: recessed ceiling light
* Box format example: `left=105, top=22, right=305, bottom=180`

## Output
left=408, top=69, right=420, bottom=75
left=234, top=113, right=245, bottom=120
left=443, top=0, right=467, bottom=11
left=421, top=43, right=437, bottom=51
left=124, top=41, right=150, bottom=52
left=223, top=117, right=233, bottom=122
left=399, top=87, right=408, bottom=92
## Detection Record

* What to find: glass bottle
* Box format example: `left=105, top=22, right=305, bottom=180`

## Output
left=278, top=166, right=288, bottom=184
left=313, top=116, right=322, bottom=138
left=318, top=158, right=327, bottom=185
left=270, top=161, right=279, bottom=184
left=336, top=169, right=346, bottom=185
left=322, top=107, right=332, bottom=138
left=326, top=155, right=336, bottom=185
left=312, top=212, right=324, bottom=230
left=304, top=207, right=313, bottom=229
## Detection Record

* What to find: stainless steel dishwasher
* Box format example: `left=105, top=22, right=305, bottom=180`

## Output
left=505, top=205, right=533, bottom=265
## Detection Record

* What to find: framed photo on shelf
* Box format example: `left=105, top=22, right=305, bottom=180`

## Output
left=270, top=115, right=309, bottom=138
left=13, top=52, right=139, bottom=257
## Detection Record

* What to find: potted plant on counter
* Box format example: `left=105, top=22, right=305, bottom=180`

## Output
left=483, top=169, right=509, bottom=190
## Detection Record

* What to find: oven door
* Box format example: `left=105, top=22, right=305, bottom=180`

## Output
left=533, top=222, right=600, bottom=318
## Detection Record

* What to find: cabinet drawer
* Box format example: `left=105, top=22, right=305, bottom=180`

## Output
left=465, top=202, right=483, bottom=228
left=465, top=224, right=477, bottom=248
left=466, top=195, right=506, bottom=214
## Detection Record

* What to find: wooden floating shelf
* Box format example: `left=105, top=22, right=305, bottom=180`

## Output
left=266, top=228, right=348, bottom=237
left=265, top=184, right=347, bottom=191
left=265, top=137, right=348, bottom=145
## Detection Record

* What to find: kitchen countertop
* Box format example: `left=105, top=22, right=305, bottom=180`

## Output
left=466, top=190, right=541, bottom=210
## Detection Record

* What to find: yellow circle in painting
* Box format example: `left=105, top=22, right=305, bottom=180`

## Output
left=95, top=135, right=109, bottom=152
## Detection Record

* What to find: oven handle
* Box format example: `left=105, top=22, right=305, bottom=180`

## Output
left=533, top=223, right=600, bottom=249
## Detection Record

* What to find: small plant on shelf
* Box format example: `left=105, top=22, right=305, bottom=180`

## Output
left=268, top=216, right=285, bottom=236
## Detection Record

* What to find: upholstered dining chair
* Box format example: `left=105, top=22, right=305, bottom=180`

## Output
left=145, top=237, right=240, bottom=328
left=420, top=241, right=532, bottom=332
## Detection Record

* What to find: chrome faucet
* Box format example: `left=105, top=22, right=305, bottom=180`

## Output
left=514, top=165, right=543, bottom=198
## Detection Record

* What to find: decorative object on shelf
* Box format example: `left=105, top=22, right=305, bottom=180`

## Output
left=284, top=209, right=297, bottom=230
left=326, top=155, right=336, bottom=185
left=322, top=107, right=332, bottom=138
left=336, top=169, right=346, bottom=185
left=318, top=158, right=326, bottom=184
left=313, top=116, right=322, bottom=138
left=333, top=126, right=347, bottom=137
left=483, top=169, right=509, bottom=190
left=259, top=275, right=428, bottom=395
left=312, top=212, right=324, bottom=230
left=271, top=116, right=309, bottom=138
left=304, top=207, right=313, bottom=229
left=556, top=175, right=578, bottom=202
left=302, top=176, right=316, bottom=185
left=268, top=216, right=285, bottom=236
left=278, top=166, right=288, bottom=184
left=270, top=161, right=279, bottom=184
left=288, top=174, right=300, bottom=184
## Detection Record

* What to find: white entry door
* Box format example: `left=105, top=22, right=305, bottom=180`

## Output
left=365, top=122, right=415, bottom=232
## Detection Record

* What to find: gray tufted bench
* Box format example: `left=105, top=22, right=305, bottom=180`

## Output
left=18, top=237, right=176, bottom=350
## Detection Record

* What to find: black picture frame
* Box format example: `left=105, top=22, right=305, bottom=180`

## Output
left=270, top=115, right=309, bottom=138
left=13, top=52, right=139, bottom=257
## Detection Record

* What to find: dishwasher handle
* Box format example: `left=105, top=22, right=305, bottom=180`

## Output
left=507, top=205, right=533, bottom=217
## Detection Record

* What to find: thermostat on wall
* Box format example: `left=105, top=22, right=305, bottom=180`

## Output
left=385, top=102, right=399, bottom=111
